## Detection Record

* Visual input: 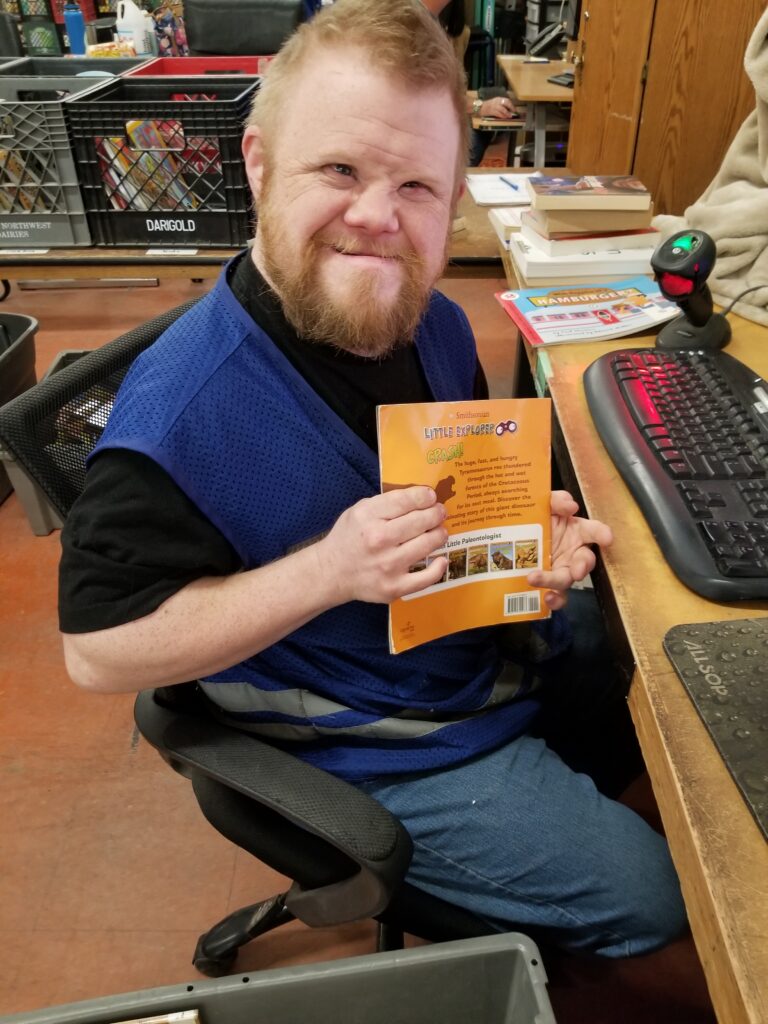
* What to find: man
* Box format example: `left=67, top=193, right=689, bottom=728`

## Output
left=59, top=0, right=686, bottom=958
left=431, top=0, right=521, bottom=165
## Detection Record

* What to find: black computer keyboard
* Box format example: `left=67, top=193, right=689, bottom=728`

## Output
left=584, top=347, right=768, bottom=600
left=547, top=71, right=574, bottom=87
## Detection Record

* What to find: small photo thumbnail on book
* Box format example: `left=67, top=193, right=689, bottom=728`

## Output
left=468, top=544, right=489, bottom=575
left=514, top=538, right=539, bottom=570
left=490, top=543, right=515, bottom=571
left=448, top=548, right=468, bottom=580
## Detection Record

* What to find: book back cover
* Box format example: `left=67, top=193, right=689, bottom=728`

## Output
left=377, top=398, right=551, bottom=654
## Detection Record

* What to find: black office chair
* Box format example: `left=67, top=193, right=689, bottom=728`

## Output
left=465, top=27, right=496, bottom=89
left=183, top=0, right=304, bottom=57
left=0, top=304, right=520, bottom=978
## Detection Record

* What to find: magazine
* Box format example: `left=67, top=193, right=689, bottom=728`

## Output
left=96, top=135, right=194, bottom=213
left=105, top=1011, right=199, bottom=1024
left=126, top=120, right=198, bottom=210
left=377, top=398, right=551, bottom=654
left=496, top=276, right=679, bottom=347
left=525, top=175, right=652, bottom=211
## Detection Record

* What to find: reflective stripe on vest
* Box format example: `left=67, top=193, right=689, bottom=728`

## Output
left=199, top=659, right=528, bottom=741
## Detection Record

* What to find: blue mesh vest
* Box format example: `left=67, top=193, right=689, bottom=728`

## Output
left=92, top=266, right=540, bottom=780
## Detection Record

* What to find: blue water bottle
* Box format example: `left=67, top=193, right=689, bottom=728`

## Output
left=63, top=1, right=86, bottom=56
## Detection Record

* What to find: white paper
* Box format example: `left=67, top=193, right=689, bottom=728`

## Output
left=489, top=206, right=530, bottom=228
left=145, top=248, right=200, bottom=256
left=0, top=248, right=50, bottom=255
left=465, top=173, right=538, bottom=206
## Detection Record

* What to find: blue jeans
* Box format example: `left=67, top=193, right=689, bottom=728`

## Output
left=468, top=126, right=489, bottom=167
left=356, top=591, right=687, bottom=957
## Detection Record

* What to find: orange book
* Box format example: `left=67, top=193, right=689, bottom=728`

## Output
left=377, top=397, right=552, bottom=654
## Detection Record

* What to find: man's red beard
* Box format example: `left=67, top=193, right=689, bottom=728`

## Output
left=256, top=184, right=449, bottom=357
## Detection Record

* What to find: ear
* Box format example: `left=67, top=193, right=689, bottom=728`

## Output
left=242, top=125, right=266, bottom=203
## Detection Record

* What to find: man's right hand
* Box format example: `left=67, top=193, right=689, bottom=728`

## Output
left=63, top=487, right=449, bottom=695
left=318, top=486, right=449, bottom=605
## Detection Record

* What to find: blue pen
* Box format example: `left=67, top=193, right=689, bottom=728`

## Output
left=500, top=175, right=519, bottom=192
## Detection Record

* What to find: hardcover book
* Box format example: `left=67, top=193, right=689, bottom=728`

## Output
left=377, top=398, right=551, bottom=654
left=525, top=175, right=652, bottom=211
left=496, top=276, right=678, bottom=347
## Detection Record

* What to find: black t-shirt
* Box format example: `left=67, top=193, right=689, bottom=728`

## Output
left=59, top=252, right=488, bottom=633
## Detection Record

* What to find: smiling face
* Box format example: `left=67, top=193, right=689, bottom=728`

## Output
left=243, top=46, right=463, bottom=356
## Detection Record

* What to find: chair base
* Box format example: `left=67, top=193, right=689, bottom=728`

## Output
left=193, top=892, right=296, bottom=977
left=376, top=921, right=404, bottom=952
left=193, top=892, right=415, bottom=977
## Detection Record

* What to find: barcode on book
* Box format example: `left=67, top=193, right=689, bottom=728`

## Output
left=504, top=592, right=541, bottom=616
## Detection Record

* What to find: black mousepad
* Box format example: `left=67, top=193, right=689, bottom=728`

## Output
left=663, top=618, right=768, bottom=841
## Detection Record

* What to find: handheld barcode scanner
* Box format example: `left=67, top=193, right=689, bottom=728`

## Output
left=650, top=229, right=731, bottom=350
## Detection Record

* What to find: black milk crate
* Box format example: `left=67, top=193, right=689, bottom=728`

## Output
left=0, top=74, right=102, bottom=248
left=64, top=76, right=260, bottom=248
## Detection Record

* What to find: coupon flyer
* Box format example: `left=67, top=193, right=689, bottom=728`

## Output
left=377, top=397, right=552, bottom=654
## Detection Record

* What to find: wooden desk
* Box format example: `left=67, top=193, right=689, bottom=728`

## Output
left=0, top=170, right=509, bottom=292
left=497, top=57, right=573, bottom=168
left=449, top=168, right=509, bottom=273
left=536, top=326, right=768, bottom=1024
left=471, top=115, right=526, bottom=166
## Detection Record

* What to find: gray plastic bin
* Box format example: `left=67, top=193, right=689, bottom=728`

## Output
left=0, top=346, right=87, bottom=532
left=0, top=312, right=38, bottom=504
left=0, top=57, right=150, bottom=77
left=0, top=935, right=556, bottom=1024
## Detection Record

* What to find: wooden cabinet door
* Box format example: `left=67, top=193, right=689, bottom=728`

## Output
left=566, top=0, right=655, bottom=174
left=633, top=0, right=762, bottom=216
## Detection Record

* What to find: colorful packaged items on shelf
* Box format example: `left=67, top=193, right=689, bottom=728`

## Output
left=151, top=3, right=189, bottom=57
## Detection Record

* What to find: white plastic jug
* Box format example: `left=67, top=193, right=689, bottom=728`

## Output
left=143, top=12, right=159, bottom=55
left=115, top=0, right=153, bottom=56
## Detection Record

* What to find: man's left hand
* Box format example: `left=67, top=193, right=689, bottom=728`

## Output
left=480, top=96, right=519, bottom=119
left=526, top=491, right=613, bottom=611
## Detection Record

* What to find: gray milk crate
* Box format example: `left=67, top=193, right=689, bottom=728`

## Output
left=0, top=935, right=556, bottom=1024
left=0, top=56, right=150, bottom=77
left=0, top=74, right=107, bottom=247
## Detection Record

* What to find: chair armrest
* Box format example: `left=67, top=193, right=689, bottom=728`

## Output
left=134, top=688, right=413, bottom=926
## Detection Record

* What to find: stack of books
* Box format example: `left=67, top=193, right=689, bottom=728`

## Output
left=503, top=175, right=659, bottom=287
